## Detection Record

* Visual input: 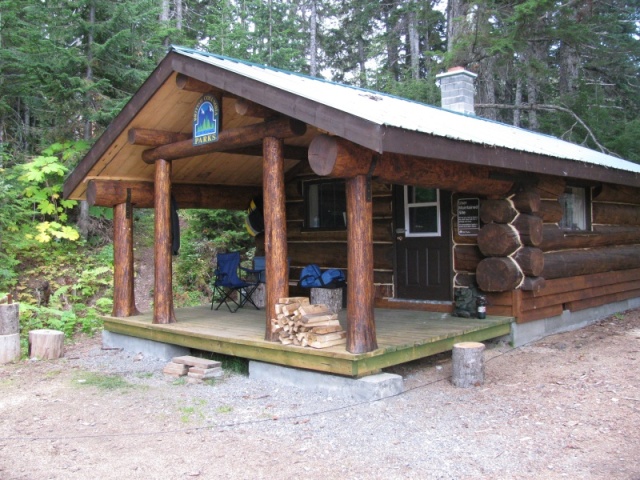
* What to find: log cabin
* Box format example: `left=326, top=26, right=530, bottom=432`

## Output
left=64, top=46, right=640, bottom=376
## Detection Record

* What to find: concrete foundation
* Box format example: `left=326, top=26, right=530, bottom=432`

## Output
left=510, top=297, right=640, bottom=347
left=102, top=330, right=190, bottom=361
left=249, top=361, right=404, bottom=402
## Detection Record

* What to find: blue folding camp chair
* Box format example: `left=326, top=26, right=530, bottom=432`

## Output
left=211, top=252, right=260, bottom=313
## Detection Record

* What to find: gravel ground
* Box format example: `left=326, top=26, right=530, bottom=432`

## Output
left=0, top=309, right=639, bottom=480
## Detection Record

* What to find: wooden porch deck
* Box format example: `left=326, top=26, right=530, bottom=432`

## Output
left=103, top=306, right=513, bottom=377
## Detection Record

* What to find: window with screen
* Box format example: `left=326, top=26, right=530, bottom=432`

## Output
left=304, top=180, right=347, bottom=230
left=559, top=186, right=590, bottom=231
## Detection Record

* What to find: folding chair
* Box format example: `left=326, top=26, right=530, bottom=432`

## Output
left=211, top=252, right=260, bottom=313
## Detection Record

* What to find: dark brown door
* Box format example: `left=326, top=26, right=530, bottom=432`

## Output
left=394, top=186, right=452, bottom=301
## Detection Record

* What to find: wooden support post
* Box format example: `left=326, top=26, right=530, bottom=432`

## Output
left=263, top=137, right=289, bottom=341
left=346, top=175, right=378, bottom=354
left=153, top=159, right=176, bottom=324
left=112, top=202, right=139, bottom=317
left=452, top=341, right=485, bottom=388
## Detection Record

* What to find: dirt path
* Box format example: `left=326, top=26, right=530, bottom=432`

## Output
left=0, top=310, right=639, bottom=479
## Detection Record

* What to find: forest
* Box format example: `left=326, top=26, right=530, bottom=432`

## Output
left=0, top=0, right=639, bottom=347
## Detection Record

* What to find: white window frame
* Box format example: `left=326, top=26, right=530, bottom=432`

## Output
left=404, top=186, right=441, bottom=237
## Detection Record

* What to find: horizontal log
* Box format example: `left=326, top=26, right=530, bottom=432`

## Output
left=513, top=214, right=543, bottom=246
left=286, top=219, right=392, bottom=243
left=539, top=200, right=563, bottom=224
left=477, top=223, right=520, bottom=257
left=520, top=276, right=546, bottom=292
left=511, top=191, right=540, bottom=214
left=175, top=73, right=225, bottom=95
left=308, top=135, right=513, bottom=196
left=288, top=242, right=393, bottom=271
left=593, top=203, right=640, bottom=226
left=476, top=257, right=524, bottom=292
left=87, top=180, right=260, bottom=209
left=374, top=298, right=454, bottom=313
left=479, top=199, right=517, bottom=224
left=565, top=288, right=640, bottom=313
left=593, top=183, right=640, bottom=205
left=286, top=198, right=392, bottom=221
left=453, top=245, right=483, bottom=273
left=522, top=277, right=640, bottom=312
left=453, top=273, right=477, bottom=288
left=235, top=98, right=277, bottom=118
left=142, top=117, right=306, bottom=163
left=541, top=224, right=640, bottom=252
left=128, top=128, right=191, bottom=146
left=531, top=175, right=566, bottom=199
left=513, top=247, right=544, bottom=277
left=522, top=267, right=640, bottom=299
left=517, top=304, right=563, bottom=323
left=542, top=245, right=640, bottom=279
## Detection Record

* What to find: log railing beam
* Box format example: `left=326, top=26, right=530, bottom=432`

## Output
left=235, top=98, right=277, bottom=118
left=153, top=158, right=176, bottom=324
left=346, top=175, right=378, bottom=354
left=175, top=73, right=225, bottom=95
left=142, top=117, right=306, bottom=164
left=263, top=137, right=289, bottom=341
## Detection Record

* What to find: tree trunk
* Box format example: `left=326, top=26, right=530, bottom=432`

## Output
left=309, top=0, right=318, bottom=77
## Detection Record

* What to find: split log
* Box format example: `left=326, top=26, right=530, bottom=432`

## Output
left=28, top=329, right=64, bottom=360
left=513, top=214, right=543, bottom=246
left=511, top=191, right=540, bottom=214
left=538, top=200, right=563, bottom=224
left=308, top=135, right=513, bottom=196
left=593, top=183, right=640, bottom=205
left=477, top=223, right=520, bottom=257
left=0, top=334, right=20, bottom=364
left=453, top=245, right=483, bottom=273
left=520, top=276, right=546, bottom=292
left=0, top=303, right=19, bottom=335
left=452, top=342, right=485, bottom=388
left=479, top=199, right=517, bottom=224
left=87, top=180, right=261, bottom=210
left=513, top=247, right=544, bottom=277
left=593, top=203, right=640, bottom=226
left=142, top=117, right=306, bottom=163
left=476, top=257, right=524, bottom=292
left=542, top=245, right=640, bottom=280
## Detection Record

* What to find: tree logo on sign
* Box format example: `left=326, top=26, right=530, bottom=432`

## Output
left=193, top=94, right=219, bottom=146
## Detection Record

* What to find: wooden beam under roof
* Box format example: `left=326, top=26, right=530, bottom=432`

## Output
left=141, top=117, right=306, bottom=163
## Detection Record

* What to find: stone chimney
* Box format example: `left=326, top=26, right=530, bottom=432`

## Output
left=435, top=66, right=477, bottom=115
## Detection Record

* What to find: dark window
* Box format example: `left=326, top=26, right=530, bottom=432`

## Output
left=559, top=186, right=591, bottom=231
left=304, top=180, right=346, bottom=230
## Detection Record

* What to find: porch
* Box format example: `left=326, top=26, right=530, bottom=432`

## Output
left=103, top=306, right=513, bottom=377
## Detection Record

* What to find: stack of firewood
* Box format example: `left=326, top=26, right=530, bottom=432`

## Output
left=271, top=297, right=346, bottom=349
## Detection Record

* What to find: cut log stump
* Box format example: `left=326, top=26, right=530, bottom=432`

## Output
left=0, top=303, right=19, bottom=335
left=452, top=341, right=485, bottom=388
left=28, top=329, right=64, bottom=360
left=0, top=333, right=21, bottom=364
left=310, top=287, right=343, bottom=313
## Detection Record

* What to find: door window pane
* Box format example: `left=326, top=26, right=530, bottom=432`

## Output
left=405, top=187, right=440, bottom=236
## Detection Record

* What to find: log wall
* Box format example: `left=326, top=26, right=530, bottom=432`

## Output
left=279, top=166, right=394, bottom=300
left=485, top=180, right=640, bottom=322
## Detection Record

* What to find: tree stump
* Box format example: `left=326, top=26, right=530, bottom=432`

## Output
left=310, top=287, right=343, bottom=313
left=252, top=283, right=266, bottom=309
left=0, top=334, right=21, bottom=364
left=0, top=303, right=19, bottom=335
left=452, top=342, right=485, bottom=388
left=28, top=329, right=64, bottom=360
